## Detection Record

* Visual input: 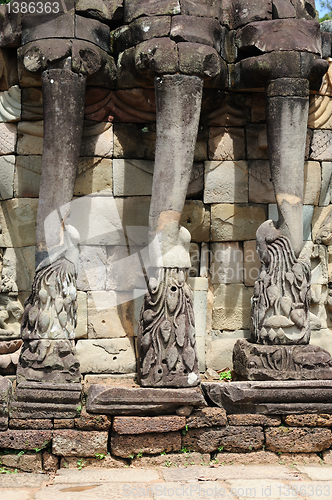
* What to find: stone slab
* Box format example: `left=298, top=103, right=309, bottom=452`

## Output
left=74, top=408, right=111, bottom=431
left=10, top=382, right=82, bottom=419
left=9, top=418, right=53, bottom=429
left=265, top=427, right=332, bottom=453
left=106, top=245, right=146, bottom=291
left=60, top=454, right=126, bottom=469
left=161, top=464, right=294, bottom=481
left=54, top=467, right=161, bottom=482
left=246, top=124, right=268, bottom=160
left=303, top=161, right=321, bottom=205
left=77, top=245, right=107, bottom=291
left=0, top=452, right=43, bottom=472
left=74, top=157, right=113, bottom=196
left=0, top=473, right=49, bottom=488
left=54, top=419, right=75, bottom=429
left=227, top=414, right=281, bottom=427
left=131, top=451, right=211, bottom=468
left=236, top=18, right=321, bottom=54
left=111, top=430, right=181, bottom=457
left=296, top=465, right=332, bottom=480
left=113, top=416, right=186, bottom=434
left=248, top=160, right=274, bottom=204
left=283, top=414, right=332, bottom=427
left=0, top=198, right=38, bottom=247
left=210, top=242, right=244, bottom=284
left=52, top=430, right=108, bottom=457
left=9, top=403, right=80, bottom=419
left=170, top=15, right=221, bottom=50
left=320, top=162, right=332, bottom=207
left=202, top=380, right=332, bottom=414
left=0, top=430, right=52, bottom=450
left=124, top=0, right=181, bottom=23
left=182, top=425, right=264, bottom=453
left=187, top=407, right=227, bottom=428
left=86, top=384, right=207, bottom=415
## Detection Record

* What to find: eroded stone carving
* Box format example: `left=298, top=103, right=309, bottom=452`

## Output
left=17, top=339, right=80, bottom=384
left=21, top=258, right=78, bottom=341
left=0, top=234, right=24, bottom=374
left=138, top=268, right=199, bottom=388
left=233, top=339, right=332, bottom=381
left=17, top=225, right=80, bottom=383
left=251, top=220, right=311, bottom=345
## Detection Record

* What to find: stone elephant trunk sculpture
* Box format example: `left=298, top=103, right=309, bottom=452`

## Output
left=231, top=4, right=332, bottom=380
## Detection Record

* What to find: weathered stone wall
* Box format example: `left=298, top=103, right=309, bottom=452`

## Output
left=1, top=64, right=332, bottom=377
left=2, top=405, right=332, bottom=472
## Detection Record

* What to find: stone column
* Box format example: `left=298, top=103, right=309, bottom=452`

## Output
left=36, top=68, right=86, bottom=265
left=13, top=67, right=86, bottom=418
left=137, top=75, right=203, bottom=388
left=266, top=78, right=309, bottom=258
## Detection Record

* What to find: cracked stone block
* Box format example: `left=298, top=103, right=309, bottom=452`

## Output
left=87, top=290, right=134, bottom=339
left=211, top=203, right=266, bottom=241
left=76, top=338, right=136, bottom=374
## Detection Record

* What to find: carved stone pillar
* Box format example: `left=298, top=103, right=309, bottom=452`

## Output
left=13, top=66, right=86, bottom=417
left=266, top=78, right=309, bottom=258
left=36, top=68, right=86, bottom=264
left=138, top=75, right=203, bottom=388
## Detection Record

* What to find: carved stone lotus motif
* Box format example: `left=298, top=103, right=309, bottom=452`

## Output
left=251, top=220, right=311, bottom=345
left=138, top=268, right=200, bottom=388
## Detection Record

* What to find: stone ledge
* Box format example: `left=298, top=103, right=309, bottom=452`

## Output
left=86, top=384, right=207, bottom=416
left=202, top=380, right=332, bottom=414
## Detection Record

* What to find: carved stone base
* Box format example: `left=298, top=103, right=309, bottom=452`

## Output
left=10, top=381, right=82, bottom=419
left=138, top=268, right=200, bottom=388
left=17, top=339, right=81, bottom=385
left=202, top=380, right=332, bottom=414
left=233, top=339, right=332, bottom=381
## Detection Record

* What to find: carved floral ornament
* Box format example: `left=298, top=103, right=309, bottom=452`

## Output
left=251, top=220, right=311, bottom=345
left=138, top=268, right=200, bottom=388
